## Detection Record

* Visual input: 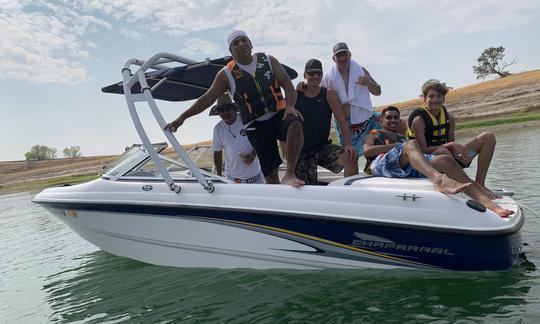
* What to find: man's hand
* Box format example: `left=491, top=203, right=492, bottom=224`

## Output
left=344, top=144, right=357, bottom=160
left=283, top=106, right=304, bottom=121
left=444, top=142, right=467, bottom=156
left=242, top=151, right=257, bottom=165
left=356, top=75, right=371, bottom=87
left=295, top=81, right=307, bottom=92
left=164, top=116, right=185, bottom=133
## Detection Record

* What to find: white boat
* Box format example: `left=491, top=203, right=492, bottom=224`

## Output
left=33, top=53, right=524, bottom=271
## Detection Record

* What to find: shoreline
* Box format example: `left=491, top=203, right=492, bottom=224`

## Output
left=459, top=121, right=540, bottom=135
left=3, top=115, right=539, bottom=196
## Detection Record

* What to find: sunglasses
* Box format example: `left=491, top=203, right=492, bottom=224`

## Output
left=306, top=71, right=322, bottom=76
left=334, top=51, right=349, bottom=58
left=217, top=104, right=237, bottom=112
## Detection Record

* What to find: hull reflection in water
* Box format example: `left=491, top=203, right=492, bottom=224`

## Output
left=43, top=250, right=533, bottom=323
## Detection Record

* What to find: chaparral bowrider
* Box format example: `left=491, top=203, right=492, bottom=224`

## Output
left=33, top=53, right=523, bottom=271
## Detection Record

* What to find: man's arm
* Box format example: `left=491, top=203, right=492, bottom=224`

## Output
left=447, top=113, right=456, bottom=143
left=165, top=70, right=229, bottom=132
left=363, top=132, right=399, bottom=158
left=357, top=68, right=381, bottom=96
left=269, top=55, right=301, bottom=120
left=213, top=151, right=223, bottom=176
left=327, top=90, right=356, bottom=159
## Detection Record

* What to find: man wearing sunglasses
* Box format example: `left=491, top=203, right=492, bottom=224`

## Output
left=211, top=93, right=264, bottom=184
left=294, top=59, right=357, bottom=185
left=363, top=106, right=513, bottom=218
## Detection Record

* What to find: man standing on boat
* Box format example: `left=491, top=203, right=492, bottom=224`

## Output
left=364, top=106, right=513, bottom=217
left=407, top=79, right=498, bottom=197
left=294, top=59, right=357, bottom=185
left=165, top=30, right=305, bottom=187
left=211, top=93, right=264, bottom=184
left=322, top=42, right=382, bottom=175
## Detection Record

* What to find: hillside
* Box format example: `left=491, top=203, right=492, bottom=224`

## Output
left=0, top=140, right=213, bottom=190
left=381, top=69, right=540, bottom=121
left=2, top=70, right=540, bottom=194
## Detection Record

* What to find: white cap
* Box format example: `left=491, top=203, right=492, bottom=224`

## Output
left=227, top=30, right=248, bottom=48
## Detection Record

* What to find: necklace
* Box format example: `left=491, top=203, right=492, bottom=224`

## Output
left=227, top=125, right=236, bottom=138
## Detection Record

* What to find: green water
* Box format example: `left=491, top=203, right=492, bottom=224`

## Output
left=2, top=125, right=540, bottom=323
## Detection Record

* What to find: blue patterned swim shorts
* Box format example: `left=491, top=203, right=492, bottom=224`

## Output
left=370, top=142, right=434, bottom=178
left=334, top=114, right=381, bottom=156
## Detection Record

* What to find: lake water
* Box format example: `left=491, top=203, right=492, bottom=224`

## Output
left=2, top=125, right=540, bottom=323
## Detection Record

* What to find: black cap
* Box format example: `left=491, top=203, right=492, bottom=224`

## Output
left=304, top=59, right=323, bottom=73
left=332, top=42, right=349, bottom=55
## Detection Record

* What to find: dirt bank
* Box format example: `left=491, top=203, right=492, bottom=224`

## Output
left=382, top=69, right=540, bottom=121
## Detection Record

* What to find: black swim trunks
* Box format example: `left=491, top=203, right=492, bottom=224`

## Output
left=245, top=111, right=302, bottom=177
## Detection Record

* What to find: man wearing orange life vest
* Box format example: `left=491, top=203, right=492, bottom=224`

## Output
left=165, top=31, right=305, bottom=187
left=407, top=79, right=498, bottom=198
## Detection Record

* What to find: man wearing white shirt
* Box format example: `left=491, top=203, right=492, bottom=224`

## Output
left=322, top=42, right=382, bottom=174
left=211, top=94, right=264, bottom=184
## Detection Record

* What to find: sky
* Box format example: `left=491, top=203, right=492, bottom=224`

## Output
left=1, top=0, right=539, bottom=161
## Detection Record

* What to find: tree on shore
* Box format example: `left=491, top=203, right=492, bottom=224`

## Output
left=63, top=145, right=82, bottom=158
left=25, top=145, right=57, bottom=160
left=473, top=46, right=516, bottom=79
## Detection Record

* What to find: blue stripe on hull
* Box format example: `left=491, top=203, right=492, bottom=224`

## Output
left=39, top=202, right=522, bottom=271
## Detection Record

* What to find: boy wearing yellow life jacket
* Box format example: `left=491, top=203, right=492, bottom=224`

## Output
left=407, top=79, right=499, bottom=198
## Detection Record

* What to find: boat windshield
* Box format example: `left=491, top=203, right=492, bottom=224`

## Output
left=102, top=144, right=222, bottom=181
left=124, top=156, right=190, bottom=178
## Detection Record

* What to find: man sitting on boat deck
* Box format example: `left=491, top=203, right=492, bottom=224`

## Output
left=294, top=59, right=357, bottom=185
left=211, top=93, right=265, bottom=184
left=165, top=30, right=305, bottom=187
left=407, top=79, right=499, bottom=198
left=364, top=106, right=513, bottom=217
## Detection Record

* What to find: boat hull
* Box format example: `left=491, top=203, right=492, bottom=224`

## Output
left=39, top=201, right=522, bottom=271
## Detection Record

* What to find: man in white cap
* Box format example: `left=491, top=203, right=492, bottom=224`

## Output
left=165, top=30, right=305, bottom=187
left=210, top=93, right=264, bottom=184
left=322, top=42, right=382, bottom=175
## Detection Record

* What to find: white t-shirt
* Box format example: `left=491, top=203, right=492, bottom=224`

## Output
left=212, top=115, right=262, bottom=179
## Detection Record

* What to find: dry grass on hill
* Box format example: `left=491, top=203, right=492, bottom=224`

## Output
left=381, top=69, right=540, bottom=121
left=0, top=156, right=117, bottom=185
left=0, top=140, right=214, bottom=187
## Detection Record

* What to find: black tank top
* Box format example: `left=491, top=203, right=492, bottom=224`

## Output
left=295, top=87, right=332, bottom=153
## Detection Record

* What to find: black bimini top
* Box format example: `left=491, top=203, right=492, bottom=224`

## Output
left=101, top=56, right=298, bottom=102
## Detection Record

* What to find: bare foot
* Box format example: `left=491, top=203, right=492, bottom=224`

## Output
left=483, top=200, right=515, bottom=218
left=481, top=186, right=503, bottom=200
left=486, top=191, right=503, bottom=200
left=433, top=174, right=472, bottom=194
left=281, top=174, right=305, bottom=188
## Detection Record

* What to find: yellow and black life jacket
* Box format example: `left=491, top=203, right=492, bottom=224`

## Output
left=226, top=53, right=286, bottom=124
left=406, top=106, right=450, bottom=146
left=363, top=129, right=407, bottom=174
